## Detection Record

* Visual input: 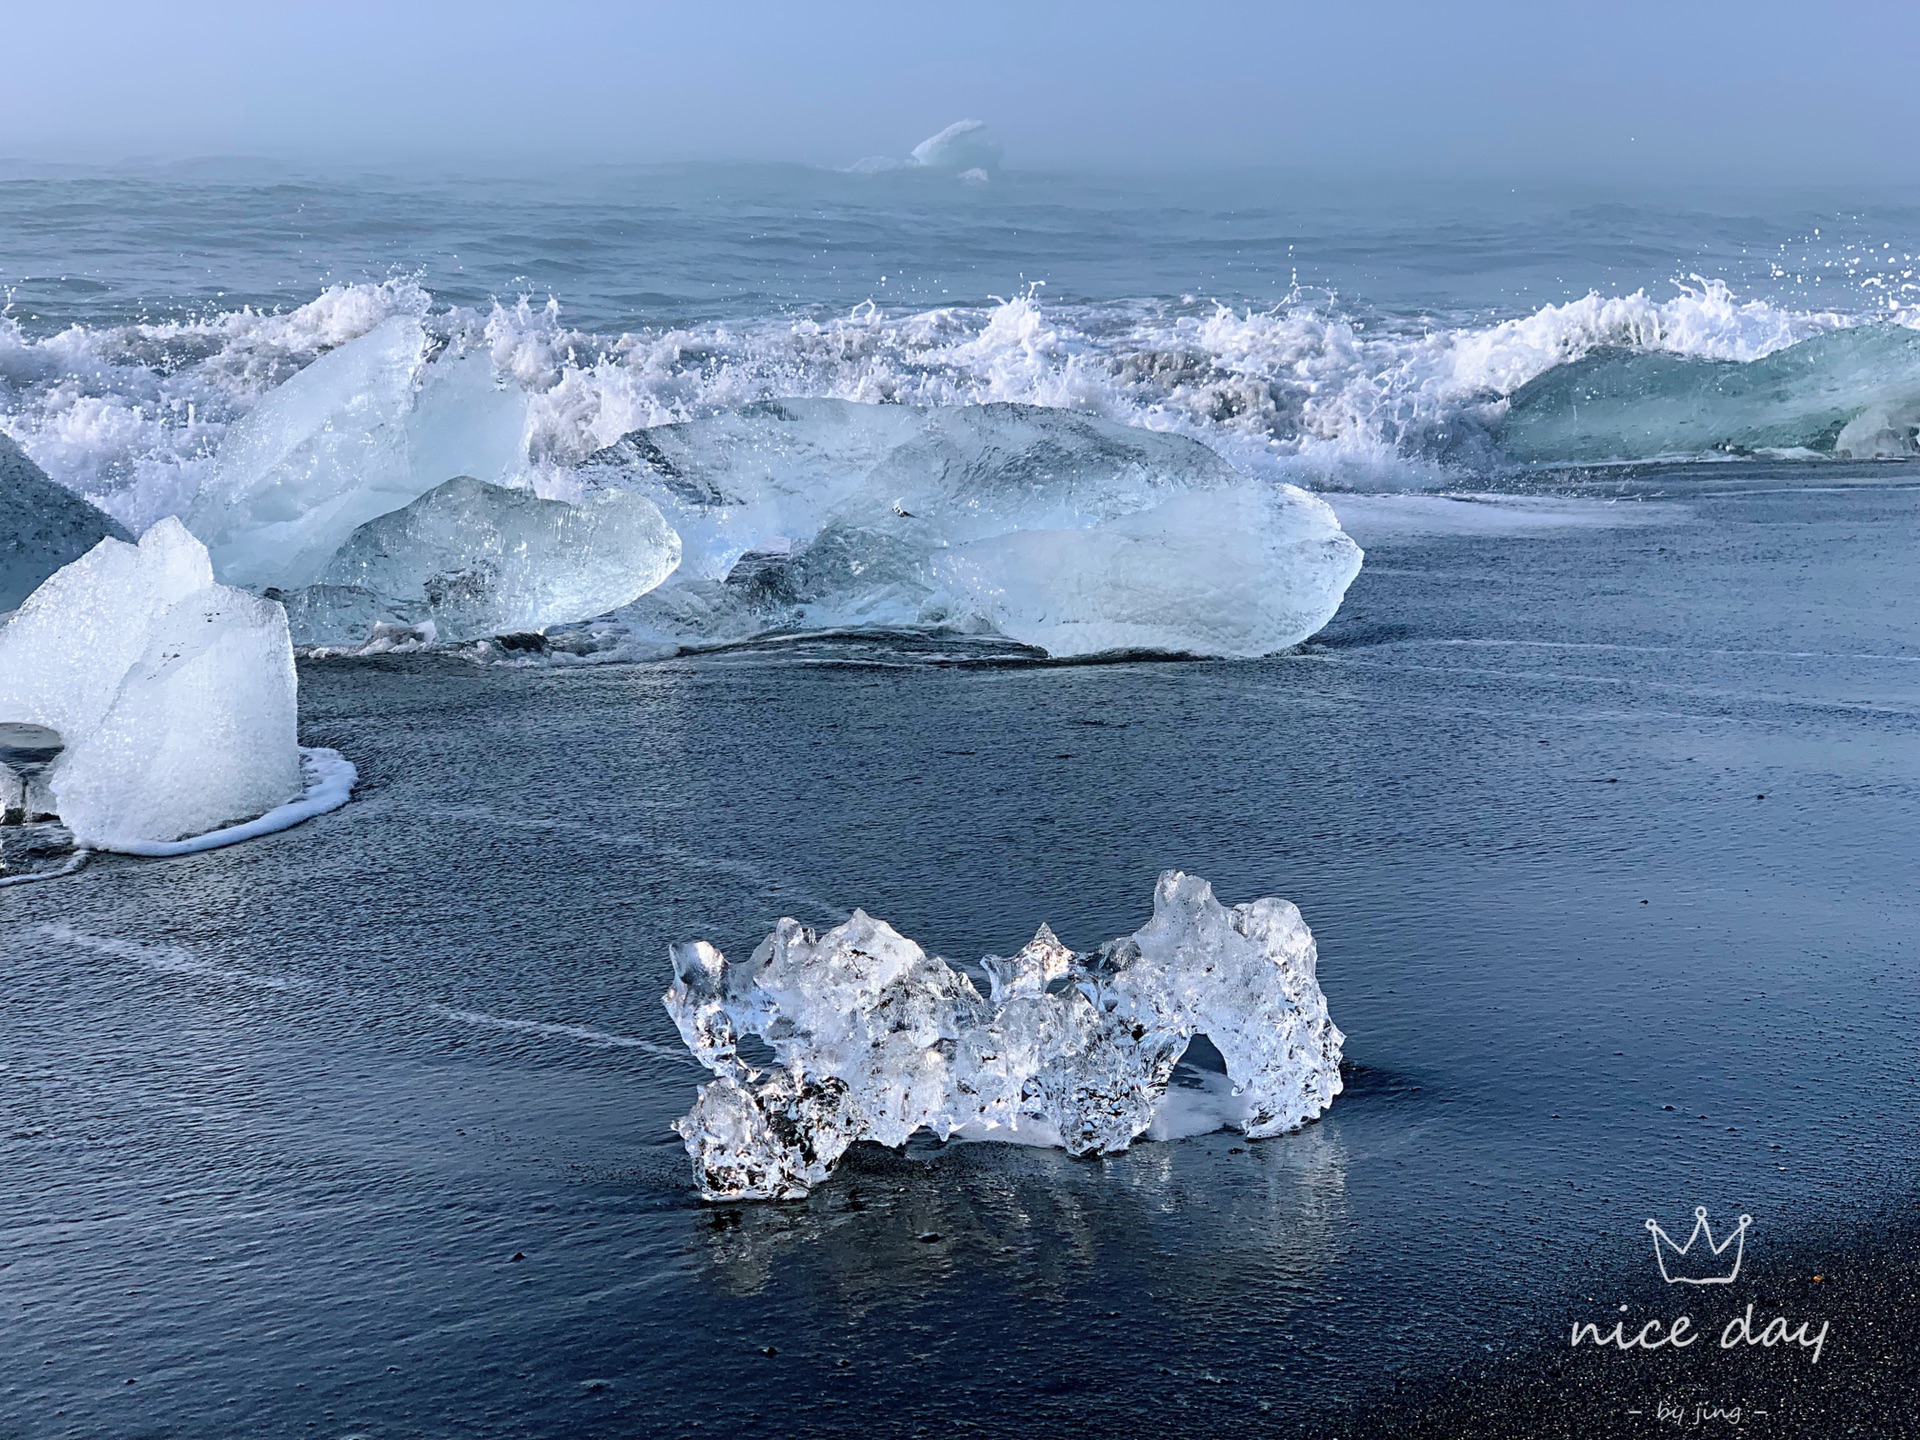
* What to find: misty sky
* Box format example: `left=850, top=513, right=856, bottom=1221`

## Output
left=9, top=1, right=1918, bottom=181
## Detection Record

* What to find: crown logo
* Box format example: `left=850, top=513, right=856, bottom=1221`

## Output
left=1646, top=1206, right=1751, bottom=1285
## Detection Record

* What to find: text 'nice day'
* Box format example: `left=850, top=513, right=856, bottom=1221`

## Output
left=1570, top=1304, right=1829, bottom=1364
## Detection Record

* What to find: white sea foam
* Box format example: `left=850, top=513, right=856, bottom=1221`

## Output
left=2, top=275, right=1912, bottom=573
left=427, top=1004, right=690, bottom=1059
left=101, top=747, right=355, bottom=858
left=34, top=922, right=312, bottom=990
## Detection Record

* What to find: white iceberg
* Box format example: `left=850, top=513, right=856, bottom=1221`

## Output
left=574, top=399, right=1361, bottom=658
left=301, top=475, right=681, bottom=644
left=665, top=871, right=1344, bottom=1201
left=850, top=119, right=1003, bottom=177
left=909, top=119, right=1003, bottom=173
left=0, top=518, right=335, bottom=851
left=186, top=324, right=528, bottom=590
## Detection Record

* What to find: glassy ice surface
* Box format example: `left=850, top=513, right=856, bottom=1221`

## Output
left=304, top=476, right=680, bottom=644
left=184, top=316, right=428, bottom=589
left=566, top=399, right=1360, bottom=658
left=0, top=520, right=301, bottom=848
left=1499, top=325, right=1920, bottom=462
left=666, top=871, right=1342, bottom=1199
left=184, top=326, right=528, bottom=590
left=1, top=466, right=1912, bottom=1436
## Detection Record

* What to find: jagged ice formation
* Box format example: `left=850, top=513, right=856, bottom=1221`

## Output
left=664, top=871, right=1344, bottom=1201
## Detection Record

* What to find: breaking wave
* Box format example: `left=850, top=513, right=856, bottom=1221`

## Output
left=2, top=274, right=1917, bottom=538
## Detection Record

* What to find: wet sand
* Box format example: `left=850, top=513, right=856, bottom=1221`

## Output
left=1335, top=1203, right=1920, bottom=1439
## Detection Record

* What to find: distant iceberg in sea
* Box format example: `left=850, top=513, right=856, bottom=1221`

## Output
left=849, top=118, right=1003, bottom=178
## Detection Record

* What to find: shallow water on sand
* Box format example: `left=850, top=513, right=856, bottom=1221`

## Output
left=2, top=466, right=1916, bottom=1437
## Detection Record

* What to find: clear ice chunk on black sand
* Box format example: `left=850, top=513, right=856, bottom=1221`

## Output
left=664, top=870, right=1343, bottom=1201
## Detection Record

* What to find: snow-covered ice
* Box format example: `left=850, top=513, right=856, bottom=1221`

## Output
left=664, top=871, right=1344, bottom=1201
left=575, top=399, right=1361, bottom=659
left=0, top=519, right=307, bottom=850
left=304, top=475, right=680, bottom=644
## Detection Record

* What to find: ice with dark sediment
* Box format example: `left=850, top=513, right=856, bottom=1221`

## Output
left=1, top=433, right=130, bottom=612
left=570, top=399, right=1362, bottom=659
left=0, top=519, right=307, bottom=850
left=664, top=871, right=1345, bottom=1202
left=288, top=474, right=680, bottom=645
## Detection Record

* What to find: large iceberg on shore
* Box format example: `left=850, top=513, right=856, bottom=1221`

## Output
left=665, top=871, right=1345, bottom=1201
left=0, top=519, right=306, bottom=849
left=295, top=474, right=681, bottom=644
left=576, top=399, right=1361, bottom=659
left=2, top=433, right=131, bottom=612
left=185, top=324, right=529, bottom=590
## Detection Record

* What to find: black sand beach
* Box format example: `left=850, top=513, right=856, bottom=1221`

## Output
left=4, top=465, right=1914, bottom=1437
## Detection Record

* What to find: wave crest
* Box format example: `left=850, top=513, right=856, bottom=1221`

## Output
left=2, top=277, right=1914, bottom=534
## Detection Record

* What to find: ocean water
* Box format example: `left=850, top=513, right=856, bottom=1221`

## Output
left=2, top=164, right=1918, bottom=1437
left=5, top=164, right=1920, bottom=532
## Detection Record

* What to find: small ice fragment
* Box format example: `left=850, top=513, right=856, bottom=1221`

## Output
left=664, top=871, right=1344, bottom=1201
